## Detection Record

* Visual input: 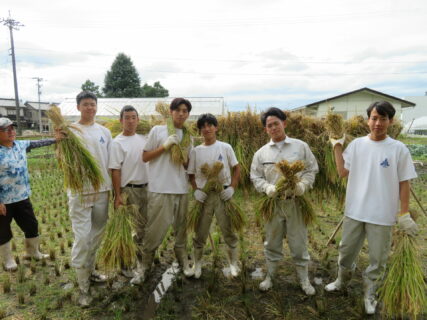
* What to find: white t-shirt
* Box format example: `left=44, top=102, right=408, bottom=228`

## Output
left=188, top=141, right=238, bottom=189
left=69, top=122, right=112, bottom=195
left=109, top=133, right=149, bottom=187
left=343, top=136, right=417, bottom=226
left=144, top=125, right=190, bottom=194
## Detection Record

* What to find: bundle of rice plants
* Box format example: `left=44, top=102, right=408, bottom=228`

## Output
left=98, top=194, right=138, bottom=272
left=378, top=232, right=427, bottom=319
left=154, top=101, right=193, bottom=165
left=325, top=111, right=345, bottom=139
left=257, top=160, right=315, bottom=226
left=47, top=105, right=104, bottom=193
left=187, top=162, right=245, bottom=232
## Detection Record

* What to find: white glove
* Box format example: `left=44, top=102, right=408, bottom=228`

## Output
left=294, top=182, right=307, bottom=197
left=220, top=187, right=234, bottom=201
left=397, top=213, right=418, bottom=237
left=194, top=189, right=207, bottom=203
left=163, top=134, right=179, bottom=150
left=330, top=134, right=346, bottom=148
left=265, top=184, right=277, bottom=198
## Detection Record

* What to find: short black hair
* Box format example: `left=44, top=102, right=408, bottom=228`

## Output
left=197, top=113, right=218, bottom=130
left=366, top=101, right=396, bottom=119
left=170, top=97, right=192, bottom=112
left=261, top=107, right=287, bottom=127
left=76, top=91, right=97, bottom=105
left=120, top=105, right=138, bottom=119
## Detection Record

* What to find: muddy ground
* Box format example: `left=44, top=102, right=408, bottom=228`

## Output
left=0, top=156, right=426, bottom=320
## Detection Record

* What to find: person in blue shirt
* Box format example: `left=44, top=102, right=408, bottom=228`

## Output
left=0, top=117, right=62, bottom=271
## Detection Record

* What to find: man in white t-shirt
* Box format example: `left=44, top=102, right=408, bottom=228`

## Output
left=136, top=98, right=194, bottom=284
left=68, top=91, right=112, bottom=307
left=108, top=105, right=149, bottom=283
left=325, top=101, right=418, bottom=315
left=250, top=107, right=319, bottom=296
left=187, top=113, right=241, bottom=279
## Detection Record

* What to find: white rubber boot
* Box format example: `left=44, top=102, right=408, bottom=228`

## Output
left=325, top=267, right=352, bottom=292
left=130, top=260, right=149, bottom=285
left=227, top=247, right=241, bottom=278
left=76, top=268, right=92, bottom=307
left=259, top=260, right=278, bottom=291
left=363, top=278, right=378, bottom=315
left=175, top=247, right=194, bottom=277
left=0, top=241, right=17, bottom=271
left=193, top=248, right=203, bottom=279
left=24, top=237, right=49, bottom=260
left=296, top=265, right=315, bottom=296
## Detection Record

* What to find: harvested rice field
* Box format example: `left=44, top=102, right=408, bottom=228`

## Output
left=0, top=129, right=426, bottom=320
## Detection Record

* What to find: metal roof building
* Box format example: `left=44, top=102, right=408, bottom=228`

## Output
left=58, top=97, right=226, bottom=120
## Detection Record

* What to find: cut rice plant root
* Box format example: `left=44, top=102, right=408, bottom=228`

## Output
left=325, top=112, right=345, bottom=139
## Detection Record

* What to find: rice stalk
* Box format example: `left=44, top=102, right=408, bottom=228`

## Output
left=47, top=105, right=104, bottom=193
left=224, top=198, right=245, bottom=233
left=98, top=194, right=138, bottom=272
left=325, top=111, right=345, bottom=139
left=378, top=232, right=427, bottom=319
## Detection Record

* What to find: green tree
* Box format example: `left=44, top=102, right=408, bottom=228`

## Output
left=81, top=79, right=102, bottom=97
left=103, top=53, right=141, bottom=98
left=141, top=81, right=169, bottom=97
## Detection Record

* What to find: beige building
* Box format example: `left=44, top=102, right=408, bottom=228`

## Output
left=292, top=88, right=415, bottom=120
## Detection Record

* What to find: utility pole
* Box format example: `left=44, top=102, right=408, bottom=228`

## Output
left=1, top=12, right=24, bottom=135
left=32, top=77, right=43, bottom=133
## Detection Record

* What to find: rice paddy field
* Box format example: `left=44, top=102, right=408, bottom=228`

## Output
left=1, top=120, right=426, bottom=320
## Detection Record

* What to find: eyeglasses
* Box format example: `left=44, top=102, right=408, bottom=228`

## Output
left=0, top=126, right=16, bottom=133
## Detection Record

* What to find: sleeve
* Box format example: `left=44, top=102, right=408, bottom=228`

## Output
left=300, top=142, right=318, bottom=187
left=144, top=126, right=159, bottom=152
left=108, top=141, right=124, bottom=170
left=343, top=140, right=355, bottom=171
left=397, top=145, right=418, bottom=182
left=250, top=150, right=270, bottom=193
left=26, top=139, right=55, bottom=152
left=187, top=148, right=197, bottom=174
left=227, top=144, right=239, bottom=168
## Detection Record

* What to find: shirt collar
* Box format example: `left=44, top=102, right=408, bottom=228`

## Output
left=268, top=136, right=290, bottom=147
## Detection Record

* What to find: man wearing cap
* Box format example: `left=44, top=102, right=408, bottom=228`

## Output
left=108, top=105, right=149, bottom=283
left=0, top=117, right=62, bottom=271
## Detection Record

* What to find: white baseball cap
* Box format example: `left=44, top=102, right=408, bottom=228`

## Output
left=0, top=118, right=14, bottom=129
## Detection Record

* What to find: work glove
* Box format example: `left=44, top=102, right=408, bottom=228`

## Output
left=163, top=134, right=179, bottom=150
left=329, top=134, right=346, bottom=148
left=220, top=187, right=234, bottom=201
left=397, top=213, right=418, bottom=237
left=194, top=189, right=208, bottom=203
left=294, top=181, right=307, bottom=197
left=265, top=184, right=277, bottom=198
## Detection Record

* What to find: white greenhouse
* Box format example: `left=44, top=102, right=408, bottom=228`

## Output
left=404, top=116, right=427, bottom=135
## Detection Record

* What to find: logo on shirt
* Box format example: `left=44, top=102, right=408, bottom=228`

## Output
left=380, top=158, right=390, bottom=168
left=218, top=154, right=223, bottom=161
left=99, top=136, right=105, bottom=144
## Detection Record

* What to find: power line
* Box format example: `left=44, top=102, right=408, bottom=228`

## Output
left=1, top=11, right=24, bottom=135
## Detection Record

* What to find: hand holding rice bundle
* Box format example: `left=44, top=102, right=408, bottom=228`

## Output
left=188, top=161, right=245, bottom=233
left=257, top=160, right=315, bottom=225
left=47, top=105, right=104, bottom=193
left=97, top=194, right=138, bottom=272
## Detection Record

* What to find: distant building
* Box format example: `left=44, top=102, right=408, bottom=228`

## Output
left=0, top=98, right=57, bottom=132
left=58, top=97, right=226, bottom=122
left=292, top=88, right=415, bottom=120
left=402, top=94, right=427, bottom=125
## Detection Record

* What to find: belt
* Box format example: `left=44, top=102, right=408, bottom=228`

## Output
left=126, top=183, right=148, bottom=188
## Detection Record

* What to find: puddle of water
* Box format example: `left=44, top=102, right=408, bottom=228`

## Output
left=141, top=262, right=180, bottom=320
left=250, top=268, right=264, bottom=280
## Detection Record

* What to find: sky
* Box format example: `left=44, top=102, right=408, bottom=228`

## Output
left=1, top=0, right=427, bottom=111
